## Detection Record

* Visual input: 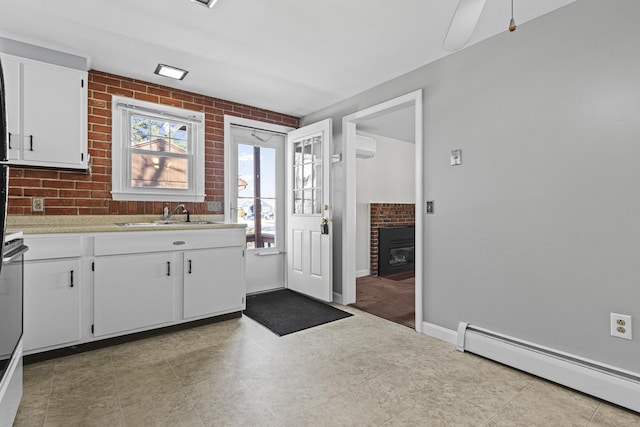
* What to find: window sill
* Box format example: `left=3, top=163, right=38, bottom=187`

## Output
left=111, top=191, right=205, bottom=202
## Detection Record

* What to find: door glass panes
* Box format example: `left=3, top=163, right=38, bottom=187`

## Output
left=292, top=134, right=322, bottom=215
left=129, top=114, right=190, bottom=188
left=237, top=143, right=277, bottom=249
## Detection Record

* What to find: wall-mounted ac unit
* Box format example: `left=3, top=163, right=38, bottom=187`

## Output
left=356, top=135, right=376, bottom=159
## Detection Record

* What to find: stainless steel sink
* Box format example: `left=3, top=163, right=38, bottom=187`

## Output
left=116, top=221, right=221, bottom=227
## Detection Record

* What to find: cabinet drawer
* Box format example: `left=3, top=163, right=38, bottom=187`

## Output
left=94, top=228, right=245, bottom=256
left=24, top=235, right=82, bottom=261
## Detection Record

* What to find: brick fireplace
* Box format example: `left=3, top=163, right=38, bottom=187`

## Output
left=370, top=203, right=415, bottom=275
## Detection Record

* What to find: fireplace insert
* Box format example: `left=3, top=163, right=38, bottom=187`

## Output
left=378, top=226, right=415, bottom=276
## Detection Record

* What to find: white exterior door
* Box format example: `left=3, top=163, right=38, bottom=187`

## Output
left=227, top=123, right=287, bottom=294
left=286, top=119, right=332, bottom=301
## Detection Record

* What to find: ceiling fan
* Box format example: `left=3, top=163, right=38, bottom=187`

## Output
left=443, top=0, right=517, bottom=51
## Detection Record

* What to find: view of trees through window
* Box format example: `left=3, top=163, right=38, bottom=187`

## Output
left=129, top=115, right=190, bottom=189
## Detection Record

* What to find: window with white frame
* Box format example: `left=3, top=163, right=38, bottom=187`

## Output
left=111, top=96, right=205, bottom=202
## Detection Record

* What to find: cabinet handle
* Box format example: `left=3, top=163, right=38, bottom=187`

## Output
left=8, top=132, right=11, bottom=150
left=70, top=270, right=74, bottom=287
left=29, top=135, right=34, bottom=151
left=167, top=261, right=171, bottom=276
left=188, top=260, right=192, bottom=274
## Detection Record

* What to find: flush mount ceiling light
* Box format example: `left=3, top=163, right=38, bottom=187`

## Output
left=154, top=64, right=188, bottom=80
left=190, top=0, right=219, bottom=8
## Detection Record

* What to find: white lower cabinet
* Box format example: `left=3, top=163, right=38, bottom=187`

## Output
left=92, top=228, right=246, bottom=339
left=23, top=236, right=82, bottom=353
left=93, top=252, right=175, bottom=337
left=22, top=227, right=246, bottom=354
left=184, top=247, right=245, bottom=319
left=24, top=259, right=81, bottom=352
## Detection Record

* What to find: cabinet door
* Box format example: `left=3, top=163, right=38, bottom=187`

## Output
left=183, top=247, right=245, bottom=319
left=22, top=60, right=87, bottom=168
left=1, top=56, right=22, bottom=161
left=94, top=253, right=174, bottom=337
left=24, top=258, right=81, bottom=352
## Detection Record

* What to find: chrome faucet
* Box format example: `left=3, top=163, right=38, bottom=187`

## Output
left=164, top=203, right=190, bottom=222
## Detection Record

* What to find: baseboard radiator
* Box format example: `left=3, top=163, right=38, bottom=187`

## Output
left=456, top=322, right=640, bottom=413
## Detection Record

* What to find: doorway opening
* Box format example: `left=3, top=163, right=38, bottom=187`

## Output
left=341, top=90, right=423, bottom=332
left=351, top=142, right=416, bottom=328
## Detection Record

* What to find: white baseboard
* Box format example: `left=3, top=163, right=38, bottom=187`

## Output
left=421, top=321, right=457, bottom=345
left=355, top=269, right=370, bottom=278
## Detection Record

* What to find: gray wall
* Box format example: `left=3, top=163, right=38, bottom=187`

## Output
left=303, top=0, right=640, bottom=372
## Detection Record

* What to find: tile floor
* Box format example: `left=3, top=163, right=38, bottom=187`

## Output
left=14, top=307, right=640, bottom=426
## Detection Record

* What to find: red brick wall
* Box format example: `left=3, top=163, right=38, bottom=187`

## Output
left=370, top=203, right=415, bottom=275
left=7, top=70, right=299, bottom=215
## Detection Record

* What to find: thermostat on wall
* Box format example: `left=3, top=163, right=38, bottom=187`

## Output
left=451, top=149, right=462, bottom=166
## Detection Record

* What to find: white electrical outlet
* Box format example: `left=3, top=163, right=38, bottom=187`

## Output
left=207, top=201, right=222, bottom=212
left=610, top=313, right=632, bottom=340
left=32, top=197, right=44, bottom=212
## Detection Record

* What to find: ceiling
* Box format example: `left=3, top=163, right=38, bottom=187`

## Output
left=0, top=0, right=574, bottom=118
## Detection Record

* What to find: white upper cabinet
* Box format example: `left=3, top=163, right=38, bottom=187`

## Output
left=1, top=53, right=88, bottom=169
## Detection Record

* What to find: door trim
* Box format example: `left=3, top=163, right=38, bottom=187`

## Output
left=341, top=90, right=424, bottom=333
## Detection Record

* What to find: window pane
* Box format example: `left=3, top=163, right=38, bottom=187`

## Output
left=130, top=153, right=188, bottom=189
left=313, top=163, right=322, bottom=188
left=259, top=198, right=276, bottom=248
left=303, top=138, right=314, bottom=163
left=303, top=190, right=314, bottom=214
left=131, top=116, right=150, bottom=143
left=260, top=147, right=276, bottom=199
left=172, top=137, right=188, bottom=152
left=294, top=165, right=303, bottom=192
left=238, top=144, right=254, bottom=198
left=311, top=136, right=322, bottom=162
left=303, top=162, right=313, bottom=189
left=294, top=190, right=303, bottom=215
left=294, top=141, right=303, bottom=166
left=312, top=190, right=321, bottom=214
left=130, top=115, right=190, bottom=153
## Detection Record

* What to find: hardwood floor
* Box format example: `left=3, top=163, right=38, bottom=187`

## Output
left=350, top=273, right=415, bottom=329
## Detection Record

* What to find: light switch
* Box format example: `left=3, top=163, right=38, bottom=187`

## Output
left=451, top=149, right=462, bottom=166
left=426, top=201, right=434, bottom=214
